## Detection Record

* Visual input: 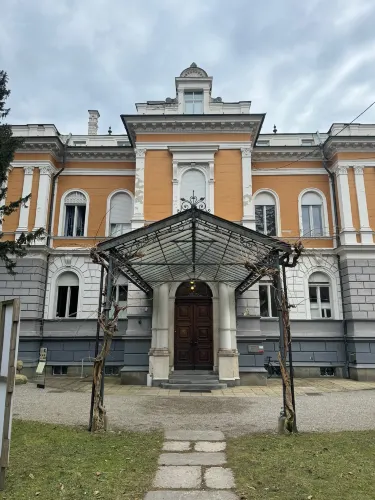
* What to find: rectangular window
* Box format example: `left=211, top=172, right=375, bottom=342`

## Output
left=56, top=285, right=79, bottom=318
left=104, top=366, right=120, bottom=375
left=301, top=139, right=314, bottom=146
left=257, top=140, right=270, bottom=146
left=64, top=205, right=86, bottom=237
left=255, top=205, right=276, bottom=236
left=302, top=205, right=323, bottom=236
left=111, top=284, right=128, bottom=319
left=309, top=285, right=331, bottom=319
left=110, top=223, right=131, bottom=237
left=184, top=91, right=203, bottom=114
left=52, top=366, right=68, bottom=375
left=73, top=141, right=86, bottom=146
left=259, top=284, right=278, bottom=317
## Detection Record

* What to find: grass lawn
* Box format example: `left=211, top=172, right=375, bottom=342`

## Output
left=227, top=431, right=375, bottom=500
left=0, top=420, right=163, bottom=500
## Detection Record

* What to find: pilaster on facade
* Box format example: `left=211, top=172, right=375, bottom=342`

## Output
left=353, top=166, right=373, bottom=244
left=333, top=165, right=357, bottom=245
left=16, top=166, right=34, bottom=235
left=33, top=165, right=55, bottom=232
left=240, top=146, right=255, bottom=229
left=131, top=147, right=146, bottom=229
left=0, top=166, right=13, bottom=233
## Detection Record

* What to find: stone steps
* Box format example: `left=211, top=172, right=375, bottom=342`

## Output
left=162, top=370, right=227, bottom=391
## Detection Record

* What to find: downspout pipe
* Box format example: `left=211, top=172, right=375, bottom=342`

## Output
left=319, top=142, right=350, bottom=379
left=39, top=134, right=72, bottom=343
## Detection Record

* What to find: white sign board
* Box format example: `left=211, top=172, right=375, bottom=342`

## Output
left=0, top=299, right=20, bottom=490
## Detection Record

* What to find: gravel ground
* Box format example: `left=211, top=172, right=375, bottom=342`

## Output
left=13, top=384, right=375, bottom=436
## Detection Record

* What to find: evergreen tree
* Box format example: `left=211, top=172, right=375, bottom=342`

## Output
left=0, top=71, right=44, bottom=273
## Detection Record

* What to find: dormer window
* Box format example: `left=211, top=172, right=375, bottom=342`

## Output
left=184, top=91, right=203, bottom=114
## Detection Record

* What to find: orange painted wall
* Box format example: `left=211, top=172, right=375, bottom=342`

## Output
left=53, top=175, right=135, bottom=238
left=144, top=151, right=173, bottom=220
left=347, top=168, right=360, bottom=231
left=28, top=168, right=40, bottom=231
left=252, top=174, right=334, bottom=247
left=136, top=133, right=251, bottom=143
left=52, top=238, right=105, bottom=249
left=214, top=150, right=243, bottom=220
left=3, top=168, right=24, bottom=232
left=364, top=167, right=375, bottom=230
left=335, top=152, right=375, bottom=161
left=13, top=152, right=58, bottom=164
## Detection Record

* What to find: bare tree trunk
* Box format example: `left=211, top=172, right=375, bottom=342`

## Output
left=278, top=290, right=295, bottom=433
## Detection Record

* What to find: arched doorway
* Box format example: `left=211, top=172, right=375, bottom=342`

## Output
left=174, top=281, right=213, bottom=370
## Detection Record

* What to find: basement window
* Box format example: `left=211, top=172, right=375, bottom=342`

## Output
left=104, top=366, right=120, bottom=376
left=52, top=366, right=68, bottom=376
left=320, top=367, right=335, bottom=377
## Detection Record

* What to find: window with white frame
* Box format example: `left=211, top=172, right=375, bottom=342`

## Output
left=109, top=192, right=132, bottom=237
left=308, top=272, right=332, bottom=319
left=255, top=192, right=277, bottom=236
left=63, top=191, right=87, bottom=237
left=111, top=281, right=128, bottom=319
left=56, top=272, right=79, bottom=318
left=301, top=191, right=323, bottom=237
left=181, top=169, right=206, bottom=201
left=259, top=282, right=278, bottom=318
left=184, top=91, right=203, bottom=114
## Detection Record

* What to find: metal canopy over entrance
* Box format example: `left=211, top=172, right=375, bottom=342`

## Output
left=97, top=198, right=292, bottom=295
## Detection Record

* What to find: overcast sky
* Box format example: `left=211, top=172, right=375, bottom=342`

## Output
left=2, top=0, right=375, bottom=135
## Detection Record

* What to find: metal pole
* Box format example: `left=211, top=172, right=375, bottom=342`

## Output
left=88, top=264, right=104, bottom=431
left=282, top=263, right=297, bottom=433
left=274, top=255, right=286, bottom=417
left=101, top=254, right=114, bottom=405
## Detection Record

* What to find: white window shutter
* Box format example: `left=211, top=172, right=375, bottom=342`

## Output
left=181, top=170, right=206, bottom=200
left=110, top=193, right=133, bottom=224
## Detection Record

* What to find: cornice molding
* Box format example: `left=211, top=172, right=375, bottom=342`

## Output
left=18, top=138, right=63, bottom=160
left=137, top=141, right=252, bottom=150
left=123, top=114, right=264, bottom=145
left=329, top=159, right=375, bottom=169
left=10, top=160, right=58, bottom=174
left=324, top=137, right=375, bottom=157
left=252, top=149, right=322, bottom=162
left=66, top=149, right=135, bottom=161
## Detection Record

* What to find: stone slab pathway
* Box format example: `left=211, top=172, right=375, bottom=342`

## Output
left=145, top=430, right=239, bottom=500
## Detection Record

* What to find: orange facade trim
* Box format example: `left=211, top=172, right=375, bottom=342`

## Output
left=136, top=133, right=252, bottom=143
left=3, top=168, right=24, bottom=232
left=364, top=168, right=375, bottom=231
left=53, top=175, right=135, bottom=237
left=144, top=151, right=173, bottom=221
left=214, top=150, right=242, bottom=220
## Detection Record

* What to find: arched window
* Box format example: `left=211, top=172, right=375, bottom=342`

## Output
left=181, top=169, right=206, bottom=201
left=254, top=192, right=277, bottom=236
left=109, top=192, right=133, bottom=237
left=56, top=272, right=79, bottom=318
left=63, top=191, right=87, bottom=237
left=308, top=272, right=332, bottom=318
left=301, top=191, right=324, bottom=237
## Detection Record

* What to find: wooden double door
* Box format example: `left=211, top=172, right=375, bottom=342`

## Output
left=174, top=299, right=213, bottom=370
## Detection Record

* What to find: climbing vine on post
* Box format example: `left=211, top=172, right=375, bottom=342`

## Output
left=90, top=248, right=126, bottom=432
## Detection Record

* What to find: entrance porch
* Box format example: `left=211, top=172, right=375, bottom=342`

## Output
left=96, top=196, right=292, bottom=386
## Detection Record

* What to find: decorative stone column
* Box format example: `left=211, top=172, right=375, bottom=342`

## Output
left=218, top=283, right=239, bottom=385
left=33, top=165, right=54, bottom=231
left=334, top=165, right=357, bottom=245
left=241, top=147, right=255, bottom=229
left=353, top=166, right=373, bottom=244
left=131, top=147, right=146, bottom=229
left=16, top=166, right=34, bottom=235
left=152, top=283, right=170, bottom=384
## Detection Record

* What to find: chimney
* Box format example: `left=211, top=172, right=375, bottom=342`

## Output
left=88, top=110, right=100, bottom=135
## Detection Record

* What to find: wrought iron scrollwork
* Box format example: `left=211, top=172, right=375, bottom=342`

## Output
left=179, top=191, right=210, bottom=212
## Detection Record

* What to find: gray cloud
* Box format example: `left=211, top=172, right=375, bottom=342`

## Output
left=2, top=0, right=375, bottom=135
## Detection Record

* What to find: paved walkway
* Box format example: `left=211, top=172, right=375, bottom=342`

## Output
left=145, top=430, right=238, bottom=500
left=39, top=376, right=375, bottom=397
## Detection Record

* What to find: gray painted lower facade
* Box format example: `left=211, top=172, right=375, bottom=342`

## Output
left=5, top=250, right=375, bottom=384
